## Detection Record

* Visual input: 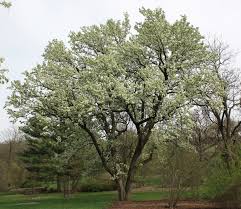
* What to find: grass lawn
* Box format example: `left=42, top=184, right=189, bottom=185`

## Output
left=0, top=191, right=171, bottom=209
left=0, top=192, right=115, bottom=209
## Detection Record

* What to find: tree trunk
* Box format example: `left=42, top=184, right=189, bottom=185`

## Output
left=71, top=176, right=80, bottom=193
left=7, top=141, right=13, bottom=190
left=63, top=176, right=71, bottom=199
left=82, top=123, right=153, bottom=201
left=57, top=175, right=61, bottom=192
left=222, top=141, right=233, bottom=173
left=124, top=137, right=146, bottom=199
left=116, top=179, right=128, bottom=201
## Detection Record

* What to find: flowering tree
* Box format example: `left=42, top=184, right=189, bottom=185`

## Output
left=0, top=1, right=11, bottom=8
left=0, top=1, right=11, bottom=84
left=6, top=8, right=222, bottom=200
left=0, top=58, right=8, bottom=84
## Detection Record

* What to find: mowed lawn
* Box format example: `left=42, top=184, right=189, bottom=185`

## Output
left=0, top=191, right=169, bottom=209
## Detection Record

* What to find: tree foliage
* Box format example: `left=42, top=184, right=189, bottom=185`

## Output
left=0, top=1, right=11, bottom=8
left=0, top=1, right=10, bottom=84
left=0, top=58, right=8, bottom=84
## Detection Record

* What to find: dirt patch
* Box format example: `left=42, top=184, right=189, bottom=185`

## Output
left=109, top=200, right=226, bottom=209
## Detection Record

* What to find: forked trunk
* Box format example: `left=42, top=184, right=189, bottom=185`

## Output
left=116, top=135, right=151, bottom=201
left=116, top=179, right=129, bottom=201
left=168, top=190, right=178, bottom=209
left=168, top=201, right=177, bottom=209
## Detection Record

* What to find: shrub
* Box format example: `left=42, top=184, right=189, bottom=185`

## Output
left=0, top=160, right=8, bottom=192
left=78, top=178, right=116, bottom=192
left=199, top=158, right=241, bottom=208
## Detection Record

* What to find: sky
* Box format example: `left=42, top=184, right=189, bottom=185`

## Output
left=0, top=0, right=241, bottom=133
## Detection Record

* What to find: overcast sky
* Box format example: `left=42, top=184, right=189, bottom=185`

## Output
left=0, top=0, right=241, bottom=133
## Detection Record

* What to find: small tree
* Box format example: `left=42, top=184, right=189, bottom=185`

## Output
left=194, top=39, right=241, bottom=171
left=20, top=114, right=98, bottom=197
left=0, top=128, right=25, bottom=191
left=4, top=128, right=21, bottom=189
left=156, top=112, right=202, bottom=208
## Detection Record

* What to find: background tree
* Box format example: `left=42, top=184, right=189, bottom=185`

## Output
left=0, top=127, right=26, bottom=191
left=19, top=114, right=98, bottom=196
left=190, top=108, right=220, bottom=162
left=194, top=39, right=241, bottom=171
left=154, top=110, right=204, bottom=208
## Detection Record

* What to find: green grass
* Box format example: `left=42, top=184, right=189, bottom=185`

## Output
left=0, top=192, right=116, bottom=209
left=0, top=191, right=166, bottom=209
left=140, top=176, right=163, bottom=186
left=0, top=190, right=198, bottom=209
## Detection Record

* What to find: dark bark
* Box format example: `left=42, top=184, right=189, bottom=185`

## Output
left=124, top=127, right=153, bottom=200
left=116, top=178, right=128, bottom=201
left=124, top=140, right=144, bottom=199
left=71, top=176, right=80, bottom=193
left=79, top=103, right=157, bottom=201
left=80, top=123, right=114, bottom=177
left=114, top=137, right=147, bottom=201
left=57, top=175, right=61, bottom=192
left=63, top=175, right=71, bottom=199
left=7, top=141, right=13, bottom=190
